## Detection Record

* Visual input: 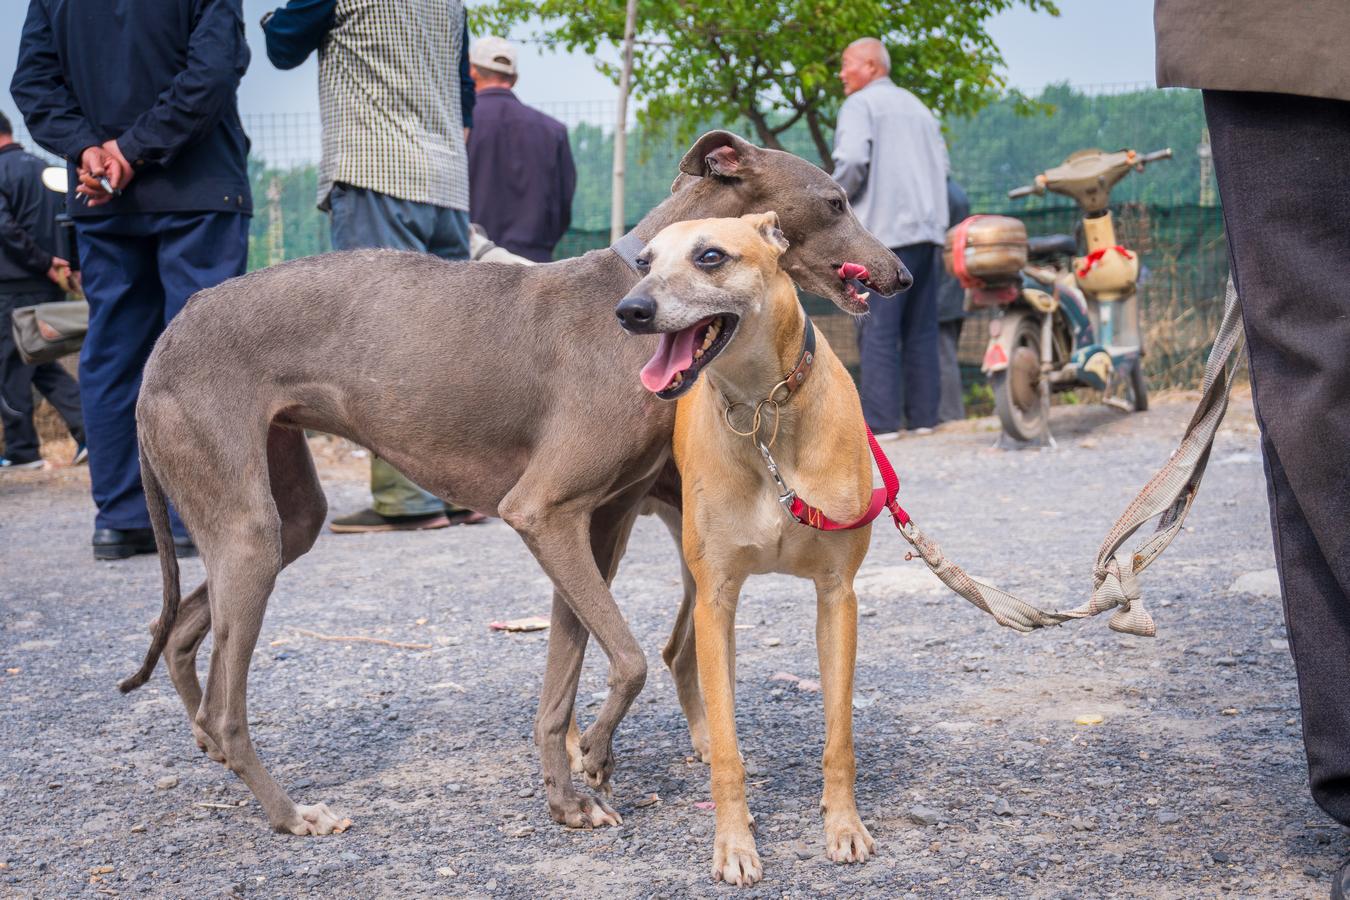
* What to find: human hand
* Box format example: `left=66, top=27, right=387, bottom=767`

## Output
left=102, top=139, right=134, bottom=191
left=76, top=146, right=119, bottom=207
left=46, top=256, right=72, bottom=290
left=464, top=126, right=471, bottom=144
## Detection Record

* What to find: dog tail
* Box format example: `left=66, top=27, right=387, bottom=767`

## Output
left=118, top=452, right=181, bottom=693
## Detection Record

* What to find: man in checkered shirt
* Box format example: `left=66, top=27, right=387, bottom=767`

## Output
left=263, top=0, right=485, bottom=532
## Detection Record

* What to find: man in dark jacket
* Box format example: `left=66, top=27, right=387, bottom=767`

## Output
left=12, top=0, right=251, bottom=559
left=0, top=111, right=85, bottom=470
left=1154, top=3, right=1350, bottom=896
left=467, top=36, right=576, bottom=263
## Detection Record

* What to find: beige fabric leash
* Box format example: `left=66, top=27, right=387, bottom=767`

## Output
left=894, top=278, right=1246, bottom=637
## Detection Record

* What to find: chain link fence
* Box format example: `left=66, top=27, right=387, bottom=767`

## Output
left=6, top=84, right=1231, bottom=394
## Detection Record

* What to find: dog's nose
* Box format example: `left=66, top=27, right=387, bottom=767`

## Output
left=892, top=257, right=914, bottom=294
left=615, top=295, right=658, bottom=332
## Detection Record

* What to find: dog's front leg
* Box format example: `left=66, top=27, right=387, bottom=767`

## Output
left=534, top=590, right=622, bottom=828
left=815, top=573, right=875, bottom=864
left=691, top=565, right=761, bottom=886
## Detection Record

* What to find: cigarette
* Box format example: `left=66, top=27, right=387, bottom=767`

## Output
left=97, top=176, right=121, bottom=197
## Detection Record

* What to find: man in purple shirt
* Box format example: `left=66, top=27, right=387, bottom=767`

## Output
left=466, top=37, right=576, bottom=262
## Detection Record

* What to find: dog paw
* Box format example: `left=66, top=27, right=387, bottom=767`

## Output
left=712, top=830, right=762, bottom=886
left=548, top=793, right=623, bottom=829
left=689, top=724, right=712, bottom=764
left=824, top=814, right=875, bottom=864
left=579, top=735, right=615, bottom=792
left=192, top=726, right=226, bottom=764
left=283, top=802, right=352, bottom=836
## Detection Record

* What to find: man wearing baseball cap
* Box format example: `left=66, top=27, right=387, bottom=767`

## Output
left=467, top=36, right=576, bottom=263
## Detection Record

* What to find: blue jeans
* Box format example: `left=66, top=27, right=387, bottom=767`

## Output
left=856, top=242, right=941, bottom=432
left=329, top=183, right=470, bottom=517
left=76, top=211, right=249, bottom=532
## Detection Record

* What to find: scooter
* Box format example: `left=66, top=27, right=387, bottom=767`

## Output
left=945, top=147, right=1172, bottom=444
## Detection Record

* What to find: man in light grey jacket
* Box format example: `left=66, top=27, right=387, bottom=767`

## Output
left=832, top=37, right=949, bottom=437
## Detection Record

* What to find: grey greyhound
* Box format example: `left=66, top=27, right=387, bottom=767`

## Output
left=117, top=131, right=908, bottom=836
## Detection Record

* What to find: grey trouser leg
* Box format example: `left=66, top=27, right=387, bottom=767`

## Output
left=329, top=184, right=471, bottom=516
left=937, top=318, right=965, bottom=424
left=1206, top=89, right=1350, bottom=826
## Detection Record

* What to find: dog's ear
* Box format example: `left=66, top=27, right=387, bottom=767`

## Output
left=670, top=172, right=699, bottom=194
left=679, top=131, right=758, bottom=179
left=745, top=211, right=789, bottom=256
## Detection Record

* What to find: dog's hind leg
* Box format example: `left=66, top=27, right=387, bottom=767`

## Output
left=192, top=471, right=348, bottom=836
left=160, top=584, right=218, bottom=760
left=266, top=425, right=328, bottom=565
left=648, top=498, right=710, bottom=763
left=162, top=427, right=326, bottom=766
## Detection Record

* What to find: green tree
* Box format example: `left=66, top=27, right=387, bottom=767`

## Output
left=947, top=84, right=1207, bottom=208
left=473, top=0, right=1057, bottom=169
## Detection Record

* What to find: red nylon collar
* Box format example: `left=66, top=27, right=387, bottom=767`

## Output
left=776, top=427, right=910, bottom=531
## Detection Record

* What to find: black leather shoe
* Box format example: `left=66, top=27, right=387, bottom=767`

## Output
left=1332, top=857, right=1350, bottom=900
left=92, top=527, right=156, bottom=561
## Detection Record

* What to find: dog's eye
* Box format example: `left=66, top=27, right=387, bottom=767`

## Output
left=696, top=248, right=726, bottom=267
left=635, top=256, right=650, bottom=271
left=829, top=196, right=845, bottom=213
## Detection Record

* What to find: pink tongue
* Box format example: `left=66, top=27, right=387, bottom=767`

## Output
left=838, top=262, right=869, bottom=281
left=640, top=323, right=704, bottom=392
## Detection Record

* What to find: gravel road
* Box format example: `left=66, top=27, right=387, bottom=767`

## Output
left=1, top=394, right=1344, bottom=898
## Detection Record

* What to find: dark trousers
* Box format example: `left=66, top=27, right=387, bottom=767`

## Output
left=1206, top=90, right=1350, bottom=826
left=76, top=211, right=248, bottom=531
left=937, top=318, right=965, bottom=424
left=0, top=286, right=85, bottom=461
left=856, top=242, right=940, bottom=432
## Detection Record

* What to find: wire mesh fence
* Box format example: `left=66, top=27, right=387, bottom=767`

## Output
left=7, top=83, right=1231, bottom=393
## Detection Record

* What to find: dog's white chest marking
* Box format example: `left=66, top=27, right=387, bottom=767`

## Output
left=695, top=461, right=837, bottom=577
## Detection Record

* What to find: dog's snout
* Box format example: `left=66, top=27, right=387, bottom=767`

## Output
left=615, top=294, right=658, bottom=332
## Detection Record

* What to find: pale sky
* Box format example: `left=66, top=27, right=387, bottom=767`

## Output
left=3, top=0, right=1156, bottom=130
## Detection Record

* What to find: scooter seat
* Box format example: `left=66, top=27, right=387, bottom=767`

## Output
left=1027, top=234, right=1078, bottom=260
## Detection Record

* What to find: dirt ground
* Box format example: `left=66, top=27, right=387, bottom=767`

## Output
left=2, top=393, right=1345, bottom=898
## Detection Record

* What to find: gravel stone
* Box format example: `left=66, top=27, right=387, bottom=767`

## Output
left=908, top=805, right=941, bottom=826
left=0, top=397, right=1326, bottom=896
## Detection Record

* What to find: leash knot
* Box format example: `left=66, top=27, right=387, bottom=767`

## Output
left=1090, top=558, right=1156, bottom=637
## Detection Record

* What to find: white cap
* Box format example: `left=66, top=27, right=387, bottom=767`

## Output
left=470, top=36, right=518, bottom=76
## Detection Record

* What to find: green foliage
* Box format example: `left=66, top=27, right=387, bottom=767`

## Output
left=473, top=0, right=1058, bottom=167
left=949, top=84, right=1209, bottom=209
left=246, top=160, right=331, bottom=271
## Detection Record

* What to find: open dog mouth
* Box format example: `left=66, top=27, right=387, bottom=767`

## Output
left=639, top=314, right=740, bottom=399
left=837, top=262, right=877, bottom=310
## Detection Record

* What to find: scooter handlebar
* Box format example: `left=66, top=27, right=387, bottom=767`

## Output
left=1139, top=148, right=1173, bottom=164
left=1007, top=183, right=1039, bottom=200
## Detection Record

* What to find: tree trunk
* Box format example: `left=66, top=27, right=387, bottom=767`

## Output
left=610, top=0, right=639, bottom=242
left=805, top=106, right=833, bottom=173
left=745, top=107, right=786, bottom=152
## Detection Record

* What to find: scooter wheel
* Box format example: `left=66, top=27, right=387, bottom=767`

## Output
left=992, top=316, right=1049, bottom=442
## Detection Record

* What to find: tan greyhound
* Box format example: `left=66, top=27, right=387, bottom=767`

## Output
left=616, top=213, right=877, bottom=885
